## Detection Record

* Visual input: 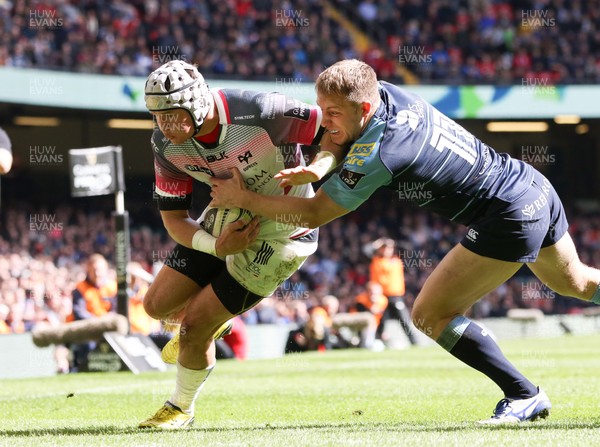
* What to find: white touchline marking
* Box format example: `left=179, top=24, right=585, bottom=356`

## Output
left=0, top=379, right=174, bottom=402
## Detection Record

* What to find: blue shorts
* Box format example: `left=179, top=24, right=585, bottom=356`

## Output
left=460, top=170, right=568, bottom=263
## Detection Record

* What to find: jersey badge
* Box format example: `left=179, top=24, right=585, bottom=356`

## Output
left=339, top=168, right=366, bottom=189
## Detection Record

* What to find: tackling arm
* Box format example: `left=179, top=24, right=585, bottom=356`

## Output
left=276, top=130, right=349, bottom=187
left=210, top=168, right=350, bottom=229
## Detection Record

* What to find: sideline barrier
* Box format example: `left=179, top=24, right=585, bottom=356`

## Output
left=1, top=314, right=598, bottom=379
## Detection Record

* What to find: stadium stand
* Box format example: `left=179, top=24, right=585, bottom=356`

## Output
left=3, top=0, right=598, bottom=84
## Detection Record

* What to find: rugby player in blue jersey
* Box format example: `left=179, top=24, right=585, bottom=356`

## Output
left=210, top=59, right=600, bottom=425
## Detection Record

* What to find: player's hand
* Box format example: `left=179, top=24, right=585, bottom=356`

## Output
left=274, top=165, right=321, bottom=188
left=210, top=168, right=246, bottom=208
left=215, top=216, right=260, bottom=257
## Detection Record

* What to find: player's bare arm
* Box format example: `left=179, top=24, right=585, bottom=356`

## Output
left=275, top=130, right=349, bottom=188
left=210, top=167, right=349, bottom=229
left=160, top=209, right=259, bottom=257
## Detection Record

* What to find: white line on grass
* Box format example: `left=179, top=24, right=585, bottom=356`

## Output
left=0, top=379, right=174, bottom=402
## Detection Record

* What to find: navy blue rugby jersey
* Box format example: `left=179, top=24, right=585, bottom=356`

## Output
left=321, top=81, right=535, bottom=225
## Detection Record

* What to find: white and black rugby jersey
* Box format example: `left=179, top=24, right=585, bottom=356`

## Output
left=152, top=88, right=322, bottom=236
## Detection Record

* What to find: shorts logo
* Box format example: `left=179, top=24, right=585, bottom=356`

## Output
left=522, top=178, right=551, bottom=218
left=252, top=241, right=275, bottom=265
left=339, top=168, right=365, bottom=189
left=522, top=203, right=535, bottom=218
left=245, top=263, right=261, bottom=276
left=466, top=228, right=479, bottom=242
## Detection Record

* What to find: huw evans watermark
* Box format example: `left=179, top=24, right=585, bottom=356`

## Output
left=152, top=250, right=187, bottom=269
left=521, top=281, right=556, bottom=300
left=521, top=145, right=555, bottom=165
left=29, top=214, right=63, bottom=232
left=521, top=10, right=555, bottom=28
left=29, top=9, right=63, bottom=28
left=152, top=46, right=187, bottom=64
left=400, top=249, right=433, bottom=269
left=398, top=46, right=432, bottom=65
left=29, top=146, right=63, bottom=165
left=274, top=9, right=309, bottom=27
left=398, top=182, right=433, bottom=202
left=521, top=78, right=556, bottom=96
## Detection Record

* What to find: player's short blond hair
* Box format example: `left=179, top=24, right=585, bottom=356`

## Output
left=316, top=59, right=380, bottom=105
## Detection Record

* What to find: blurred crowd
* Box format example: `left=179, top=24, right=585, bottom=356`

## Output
left=335, top=0, right=600, bottom=84
left=1, top=189, right=599, bottom=339
left=1, top=0, right=354, bottom=80
left=1, top=0, right=599, bottom=84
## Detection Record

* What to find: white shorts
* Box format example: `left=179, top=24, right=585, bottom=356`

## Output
left=226, top=232, right=317, bottom=297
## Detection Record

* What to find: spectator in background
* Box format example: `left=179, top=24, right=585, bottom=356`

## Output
left=127, top=261, right=161, bottom=337
left=369, top=238, right=416, bottom=345
left=216, top=316, right=249, bottom=360
left=71, top=254, right=116, bottom=321
left=70, top=253, right=116, bottom=371
left=304, top=294, right=338, bottom=351
left=354, top=281, right=388, bottom=341
left=0, top=304, right=10, bottom=333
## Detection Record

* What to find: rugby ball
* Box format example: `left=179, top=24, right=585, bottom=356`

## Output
left=201, top=206, right=253, bottom=237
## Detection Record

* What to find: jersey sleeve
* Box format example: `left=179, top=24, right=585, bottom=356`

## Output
left=256, top=92, right=322, bottom=145
left=321, top=140, right=393, bottom=211
left=151, top=130, right=193, bottom=211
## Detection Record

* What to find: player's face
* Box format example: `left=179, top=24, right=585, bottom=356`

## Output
left=317, top=93, right=368, bottom=146
left=153, top=109, right=196, bottom=144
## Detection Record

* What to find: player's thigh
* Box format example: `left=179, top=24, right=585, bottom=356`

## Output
left=181, top=283, right=237, bottom=336
left=144, top=265, right=201, bottom=318
left=412, top=243, right=522, bottom=334
left=528, top=232, right=590, bottom=297
left=144, top=244, right=227, bottom=318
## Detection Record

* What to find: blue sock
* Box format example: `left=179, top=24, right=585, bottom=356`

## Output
left=591, top=284, right=600, bottom=305
left=437, top=315, right=538, bottom=399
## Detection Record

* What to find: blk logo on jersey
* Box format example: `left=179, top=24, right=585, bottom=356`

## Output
left=238, top=151, right=253, bottom=164
left=339, top=168, right=365, bottom=189
left=206, top=151, right=228, bottom=163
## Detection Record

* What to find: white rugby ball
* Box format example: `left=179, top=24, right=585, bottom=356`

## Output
left=201, top=206, right=253, bottom=237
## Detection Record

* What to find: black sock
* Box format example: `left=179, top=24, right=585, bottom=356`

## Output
left=437, top=315, right=538, bottom=399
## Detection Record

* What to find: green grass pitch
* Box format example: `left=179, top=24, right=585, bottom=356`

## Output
left=2, top=334, right=600, bottom=446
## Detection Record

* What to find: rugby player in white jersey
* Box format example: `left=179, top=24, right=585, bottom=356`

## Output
left=138, top=60, right=339, bottom=429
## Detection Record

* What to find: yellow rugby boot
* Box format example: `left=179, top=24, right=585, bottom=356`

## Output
left=138, top=401, right=193, bottom=429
